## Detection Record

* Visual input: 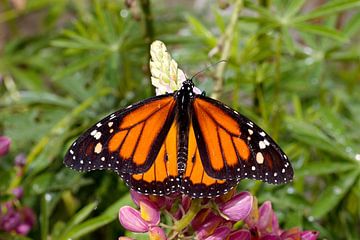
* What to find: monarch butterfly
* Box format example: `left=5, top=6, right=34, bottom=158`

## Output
left=64, top=79, right=293, bottom=198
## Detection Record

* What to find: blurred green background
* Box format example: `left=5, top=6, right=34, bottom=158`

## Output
left=0, top=0, right=359, bottom=239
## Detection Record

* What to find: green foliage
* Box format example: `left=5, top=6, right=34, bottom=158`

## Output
left=0, top=0, right=359, bottom=239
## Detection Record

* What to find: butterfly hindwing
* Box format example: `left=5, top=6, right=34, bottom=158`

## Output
left=64, top=94, right=176, bottom=175
left=120, top=120, right=180, bottom=196
left=181, top=121, right=239, bottom=198
left=192, top=95, right=293, bottom=184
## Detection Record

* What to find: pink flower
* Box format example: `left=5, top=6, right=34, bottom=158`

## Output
left=0, top=136, right=11, bottom=156
left=15, top=153, right=26, bottom=167
left=149, top=226, right=167, bottom=240
left=227, top=229, right=251, bottom=240
left=119, top=197, right=162, bottom=238
left=119, top=206, right=149, bottom=232
left=119, top=191, right=319, bottom=240
left=219, top=191, right=253, bottom=221
left=194, top=211, right=225, bottom=239
left=203, top=226, right=231, bottom=240
left=301, top=230, right=319, bottom=240
left=0, top=202, right=36, bottom=235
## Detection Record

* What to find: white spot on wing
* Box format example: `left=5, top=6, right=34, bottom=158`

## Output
left=259, top=141, right=266, bottom=149
left=260, top=131, right=266, bottom=137
left=94, top=131, right=102, bottom=140
left=94, top=143, right=102, bottom=154
left=256, top=152, right=264, bottom=164
left=248, top=129, right=253, bottom=135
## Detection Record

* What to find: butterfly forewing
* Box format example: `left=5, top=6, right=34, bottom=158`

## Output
left=191, top=95, right=293, bottom=184
left=64, top=94, right=176, bottom=175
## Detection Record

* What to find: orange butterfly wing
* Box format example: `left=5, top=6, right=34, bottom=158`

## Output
left=181, top=121, right=238, bottom=198
left=120, top=121, right=180, bottom=195
left=192, top=96, right=293, bottom=184
left=64, top=95, right=176, bottom=175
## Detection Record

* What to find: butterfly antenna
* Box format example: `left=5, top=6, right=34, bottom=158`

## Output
left=190, top=60, right=227, bottom=81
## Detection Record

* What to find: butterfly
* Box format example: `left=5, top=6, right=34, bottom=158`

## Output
left=64, top=79, right=293, bottom=198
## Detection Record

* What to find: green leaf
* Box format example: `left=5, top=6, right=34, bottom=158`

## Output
left=186, top=15, right=217, bottom=47
left=293, top=0, right=360, bottom=22
left=41, top=193, right=50, bottom=240
left=343, top=12, right=360, bottom=38
left=282, top=27, right=296, bottom=54
left=296, top=161, right=356, bottom=177
left=57, top=193, right=131, bottom=240
left=58, top=214, right=114, bottom=240
left=284, top=0, right=306, bottom=17
left=311, top=169, right=360, bottom=218
left=293, top=23, right=348, bottom=42
left=61, top=201, right=98, bottom=236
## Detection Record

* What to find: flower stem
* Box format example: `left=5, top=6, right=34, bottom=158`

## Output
left=173, top=199, right=202, bottom=232
left=211, top=0, right=243, bottom=99
left=139, top=0, right=155, bottom=92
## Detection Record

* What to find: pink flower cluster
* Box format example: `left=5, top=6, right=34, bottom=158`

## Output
left=0, top=136, right=36, bottom=236
left=119, top=190, right=319, bottom=240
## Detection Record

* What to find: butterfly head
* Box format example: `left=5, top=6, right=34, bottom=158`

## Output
left=177, top=79, right=195, bottom=98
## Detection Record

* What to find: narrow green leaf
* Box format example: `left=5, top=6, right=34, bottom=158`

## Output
left=40, top=194, right=50, bottom=240
left=186, top=15, right=217, bottom=47
left=285, top=0, right=306, bottom=17
left=293, top=0, right=360, bottom=22
left=286, top=117, right=352, bottom=161
left=58, top=214, right=114, bottom=240
left=70, top=202, right=99, bottom=226
left=58, top=193, right=131, bottom=240
left=293, top=23, right=348, bottom=42
left=103, top=193, right=132, bottom=216
left=343, top=12, right=360, bottom=38
left=12, top=91, right=76, bottom=108
left=296, top=161, right=355, bottom=177
left=282, top=27, right=296, bottom=54
left=62, top=201, right=98, bottom=235
left=311, top=169, right=360, bottom=218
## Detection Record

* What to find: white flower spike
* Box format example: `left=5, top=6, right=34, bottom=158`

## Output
left=150, top=40, right=187, bottom=95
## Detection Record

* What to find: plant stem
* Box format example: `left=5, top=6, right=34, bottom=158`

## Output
left=211, top=0, right=243, bottom=100
left=172, top=199, right=202, bottom=233
left=139, top=0, right=155, bottom=92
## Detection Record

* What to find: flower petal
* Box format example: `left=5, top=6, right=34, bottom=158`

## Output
left=245, top=197, right=259, bottom=228
left=130, top=190, right=151, bottom=207
left=300, top=230, right=319, bottom=240
left=0, top=136, right=11, bottom=156
left=260, top=235, right=281, bottom=240
left=140, top=200, right=160, bottom=225
left=204, top=226, right=231, bottom=240
left=258, top=201, right=274, bottom=234
left=119, top=206, right=149, bottom=233
left=195, top=212, right=225, bottom=239
left=219, top=191, right=253, bottom=221
left=15, top=153, right=26, bottom=167
left=227, top=229, right=251, bottom=240
left=149, top=226, right=167, bottom=240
